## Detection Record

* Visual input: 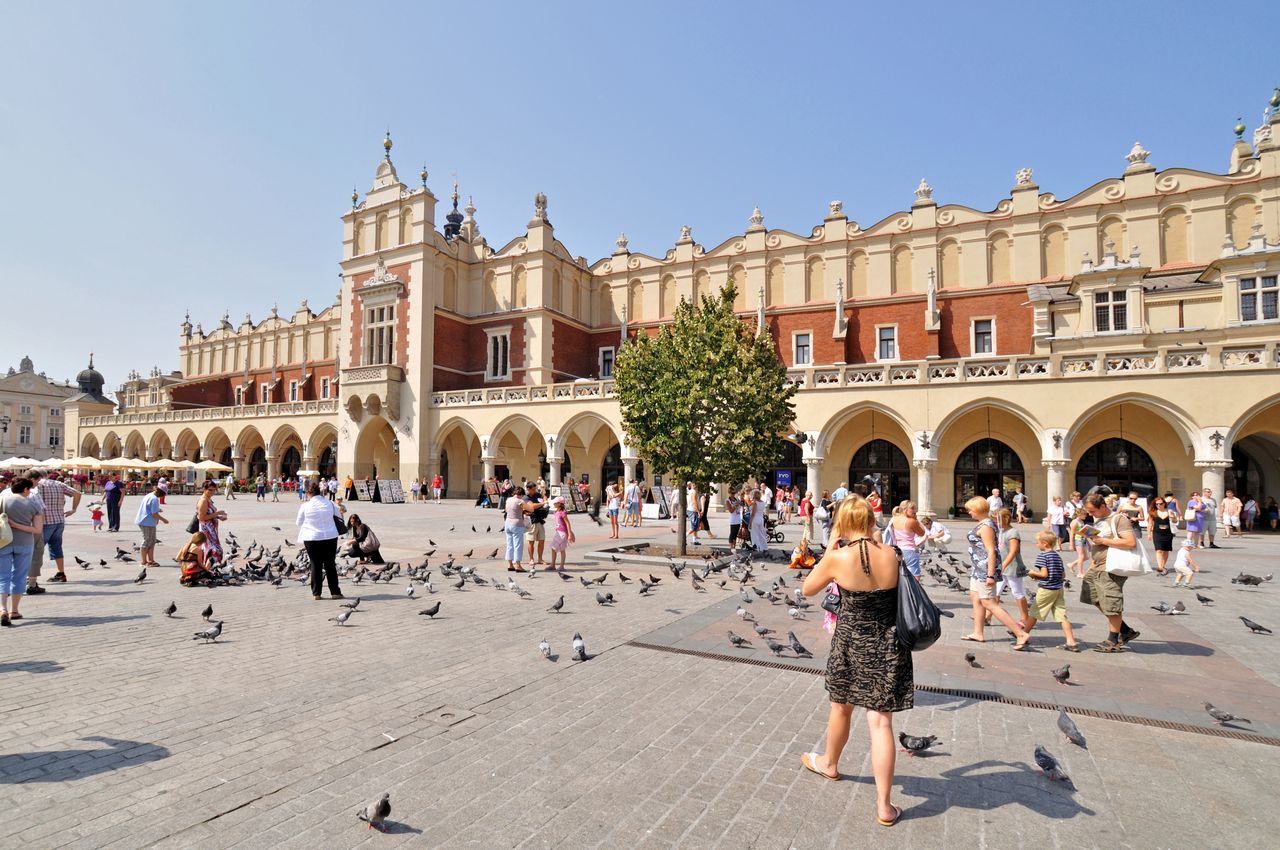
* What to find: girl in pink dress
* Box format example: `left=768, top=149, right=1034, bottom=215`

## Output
left=549, top=496, right=575, bottom=571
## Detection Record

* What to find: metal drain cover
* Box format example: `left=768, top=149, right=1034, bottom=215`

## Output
left=420, top=705, right=474, bottom=727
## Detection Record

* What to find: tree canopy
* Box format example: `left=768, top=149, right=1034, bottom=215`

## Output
left=614, top=284, right=798, bottom=553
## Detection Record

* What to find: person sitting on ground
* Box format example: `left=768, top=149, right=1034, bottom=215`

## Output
left=915, top=515, right=951, bottom=554
left=177, top=531, right=216, bottom=586
left=345, top=514, right=384, bottom=564
left=789, top=536, right=816, bottom=570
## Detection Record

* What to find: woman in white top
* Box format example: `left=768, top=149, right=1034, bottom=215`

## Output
left=605, top=479, right=621, bottom=539
left=504, top=488, right=536, bottom=572
left=296, top=480, right=344, bottom=600
left=749, top=489, right=769, bottom=551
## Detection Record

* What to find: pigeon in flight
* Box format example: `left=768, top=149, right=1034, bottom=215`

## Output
left=329, top=609, right=356, bottom=626
left=1033, top=745, right=1072, bottom=786
left=1205, top=703, right=1250, bottom=725
left=357, top=793, right=391, bottom=832
left=727, top=630, right=751, bottom=648
left=572, top=631, right=588, bottom=661
left=787, top=631, right=812, bottom=658
left=539, top=638, right=551, bottom=659
left=1051, top=664, right=1071, bottom=685
left=898, top=732, right=939, bottom=756
left=547, top=595, right=565, bottom=614
left=192, top=621, right=223, bottom=643
left=418, top=601, right=441, bottom=619
left=163, top=601, right=177, bottom=618
left=965, top=653, right=981, bottom=669
left=1240, top=616, right=1272, bottom=635
left=1057, top=708, right=1086, bottom=748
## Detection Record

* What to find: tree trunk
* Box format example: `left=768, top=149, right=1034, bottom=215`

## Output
left=675, top=476, right=687, bottom=557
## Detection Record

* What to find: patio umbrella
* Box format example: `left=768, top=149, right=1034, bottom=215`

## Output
left=100, top=457, right=146, bottom=470
left=193, top=459, right=234, bottom=472
left=63, top=456, right=103, bottom=469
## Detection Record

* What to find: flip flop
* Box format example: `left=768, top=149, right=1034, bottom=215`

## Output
left=959, top=635, right=984, bottom=642
left=878, top=803, right=903, bottom=827
left=801, top=752, right=838, bottom=781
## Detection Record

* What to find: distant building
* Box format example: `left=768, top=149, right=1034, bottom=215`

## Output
left=1, top=355, right=112, bottom=461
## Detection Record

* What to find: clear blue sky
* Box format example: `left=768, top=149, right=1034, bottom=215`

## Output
left=2, top=1, right=1277, bottom=390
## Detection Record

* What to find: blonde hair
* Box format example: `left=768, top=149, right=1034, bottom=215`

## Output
left=178, top=531, right=207, bottom=562
left=996, top=508, right=1013, bottom=528
left=964, top=495, right=990, bottom=516
left=831, top=494, right=875, bottom=541
left=1035, top=530, right=1058, bottom=548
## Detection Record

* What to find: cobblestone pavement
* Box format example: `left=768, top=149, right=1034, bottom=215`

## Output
left=1, top=497, right=1275, bottom=848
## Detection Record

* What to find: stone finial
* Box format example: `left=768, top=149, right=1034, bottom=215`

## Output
left=828, top=200, right=843, bottom=217
left=1015, top=167, right=1034, bottom=186
left=679, top=225, right=693, bottom=242
left=749, top=207, right=764, bottom=229
left=615, top=232, right=629, bottom=253
left=270, top=303, right=279, bottom=317
left=533, top=191, right=548, bottom=219
left=300, top=297, right=309, bottom=310
left=1126, top=141, right=1150, bottom=165
left=914, top=178, right=933, bottom=203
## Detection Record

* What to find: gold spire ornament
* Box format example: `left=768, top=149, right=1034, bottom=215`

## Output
left=383, top=131, right=393, bottom=158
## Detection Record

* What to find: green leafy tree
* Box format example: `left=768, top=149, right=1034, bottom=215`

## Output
left=614, top=284, right=798, bottom=554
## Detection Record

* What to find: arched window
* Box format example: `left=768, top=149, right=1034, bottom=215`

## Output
left=848, top=251, right=868, bottom=297
left=483, top=271, right=498, bottom=313
left=807, top=256, right=825, bottom=301
left=660, top=275, right=677, bottom=317
left=727, top=267, right=745, bottom=311
left=939, top=240, right=961, bottom=289
left=442, top=267, right=457, bottom=310
left=988, top=232, right=1011, bottom=283
left=849, top=439, right=910, bottom=509
left=597, top=286, right=615, bottom=325
left=1075, top=439, right=1157, bottom=499
left=551, top=270, right=563, bottom=311
left=627, top=279, right=643, bottom=322
left=892, top=246, right=913, bottom=294
left=399, top=207, right=414, bottom=245
left=695, top=269, right=713, bottom=304
left=1160, top=208, right=1188, bottom=265
left=513, top=266, right=527, bottom=308
left=1228, top=197, right=1257, bottom=250
left=953, top=438, right=1024, bottom=512
left=1042, top=226, right=1067, bottom=278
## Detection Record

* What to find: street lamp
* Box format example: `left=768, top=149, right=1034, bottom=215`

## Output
left=391, top=438, right=400, bottom=453
left=0, top=413, right=9, bottom=436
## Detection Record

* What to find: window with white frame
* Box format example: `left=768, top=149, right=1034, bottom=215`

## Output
left=487, top=329, right=511, bottom=380
left=364, top=304, right=396, bottom=365
left=1240, top=275, right=1279, bottom=322
left=972, top=319, right=995, bottom=355
left=19, top=404, right=31, bottom=415
left=289, top=381, right=299, bottom=402
left=1094, top=290, right=1128, bottom=332
left=260, top=383, right=269, bottom=404
left=320, top=377, right=331, bottom=399
left=18, top=425, right=31, bottom=445
left=794, top=332, right=812, bottom=366
left=235, top=387, right=244, bottom=406
left=49, top=427, right=61, bottom=447
left=876, top=325, right=897, bottom=361
left=149, top=386, right=158, bottom=405
left=49, top=408, right=61, bottom=418
left=599, top=347, right=615, bottom=379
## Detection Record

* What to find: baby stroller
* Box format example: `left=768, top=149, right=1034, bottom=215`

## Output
left=764, top=515, right=786, bottom=544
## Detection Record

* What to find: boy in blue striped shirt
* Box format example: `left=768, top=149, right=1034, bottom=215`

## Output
left=1023, top=531, right=1081, bottom=651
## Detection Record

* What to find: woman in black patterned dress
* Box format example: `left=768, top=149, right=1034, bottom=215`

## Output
left=801, top=495, right=911, bottom=827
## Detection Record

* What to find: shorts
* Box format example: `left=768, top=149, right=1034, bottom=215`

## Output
left=140, top=525, right=158, bottom=548
left=968, top=577, right=999, bottom=599
left=1052, top=523, right=1068, bottom=542
left=1030, top=587, right=1068, bottom=622
left=901, top=549, right=921, bottom=578
left=530, top=522, right=546, bottom=542
left=1174, top=562, right=1193, bottom=577
left=1080, top=568, right=1126, bottom=616
left=1202, top=516, right=1217, bottom=535
left=1223, top=516, right=1240, bottom=528
left=998, top=573, right=1026, bottom=600
left=607, top=508, right=619, bottom=518
left=43, top=523, right=66, bottom=560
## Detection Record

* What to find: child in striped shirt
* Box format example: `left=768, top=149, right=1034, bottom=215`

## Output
left=1022, top=531, right=1081, bottom=651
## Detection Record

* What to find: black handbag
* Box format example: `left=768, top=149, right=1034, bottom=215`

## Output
left=185, top=515, right=199, bottom=534
left=896, top=560, right=943, bottom=652
left=334, top=513, right=348, bottom=535
left=820, top=585, right=841, bottom=614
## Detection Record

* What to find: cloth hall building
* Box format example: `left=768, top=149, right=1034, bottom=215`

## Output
left=71, top=109, right=1280, bottom=516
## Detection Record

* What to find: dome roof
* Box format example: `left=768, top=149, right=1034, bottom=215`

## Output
left=76, top=354, right=105, bottom=393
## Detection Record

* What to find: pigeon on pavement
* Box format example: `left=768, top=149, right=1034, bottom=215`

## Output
left=163, top=601, right=177, bottom=618
left=1195, top=593, right=1213, bottom=606
left=1240, top=616, right=1272, bottom=635
left=339, top=598, right=361, bottom=610
left=201, top=604, right=213, bottom=621
left=727, top=630, right=751, bottom=648
left=1205, top=703, right=1250, bottom=725
left=418, top=601, right=441, bottom=619
left=1033, top=745, right=1072, bottom=786
left=539, top=638, right=551, bottom=659
left=1150, top=601, right=1171, bottom=614
left=965, top=653, right=981, bottom=669
left=1170, top=600, right=1187, bottom=614
left=787, top=631, right=812, bottom=658
left=134, top=568, right=147, bottom=584
left=329, top=609, right=356, bottom=626
left=1057, top=708, right=1086, bottom=748
left=192, top=621, right=223, bottom=643
left=765, top=637, right=787, bottom=656
left=357, top=793, right=391, bottom=831
left=1051, top=664, right=1071, bottom=685
left=572, top=631, right=588, bottom=661
left=548, top=595, right=565, bottom=613
left=898, top=733, right=939, bottom=756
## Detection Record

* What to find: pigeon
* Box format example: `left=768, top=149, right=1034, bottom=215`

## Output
left=788, top=607, right=805, bottom=619
left=1195, top=593, right=1213, bottom=606
left=539, top=638, right=551, bottom=659
left=740, top=590, right=753, bottom=604
left=619, top=573, right=631, bottom=583
left=595, top=591, right=613, bottom=606
left=488, top=547, right=498, bottom=559
left=134, top=568, right=147, bottom=584
left=727, top=630, right=751, bottom=648
left=463, top=549, right=473, bottom=558
left=192, top=621, right=223, bottom=643
left=418, top=601, right=441, bottom=619
left=764, top=637, right=787, bottom=656
left=557, top=570, right=572, bottom=582
left=510, top=582, right=532, bottom=599
left=1240, top=616, right=1272, bottom=635
left=579, top=577, right=593, bottom=588
left=329, top=609, right=355, bottom=626
left=898, top=732, right=939, bottom=756
left=357, top=793, right=391, bottom=832
left=787, top=631, right=812, bottom=658
left=1051, top=664, right=1071, bottom=685
left=405, top=585, right=416, bottom=599
left=1057, top=708, right=1086, bottom=748
left=572, top=631, right=588, bottom=662
left=201, top=604, right=213, bottom=622
left=1033, top=745, right=1072, bottom=785
left=271, top=526, right=281, bottom=532
left=75, top=556, right=91, bottom=569
left=964, top=652, right=981, bottom=669
left=1205, top=703, right=1250, bottom=725
left=593, top=573, right=608, bottom=585
left=1150, top=601, right=1171, bottom=614
left=736, top=607, right=755, bottom=622
left=547, top=595, right=565, bottom=614
left=752, top=623, right=774, bottom=636
left=339, top=598, right=361, bottom=610
left=648, top=574, right=662, bottom=584
left=163, top=601, right=177, bottom=618
left=453, top=577, right=466, bottom=591
left=1169, top=600, right=1187, bottom=615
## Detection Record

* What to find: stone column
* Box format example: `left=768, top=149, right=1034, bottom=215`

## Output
left=301, top=456, right=317, bottom=478
left=482, top=455, right=496, bottom=484
left=265, top=454, right=280, bottom=481
left=623, top=458, right=638, bottom=486
left=1196, top=460, right=1231, bottom=500
left=548, top=458, right=562, bottom=488
left=709, top=482, right=725, bottom=512
left=1043, top=460, right=1068, bottom=510
left=804, top=459, right=824, bottom=498
left=912, top=459, right=936, bottom=514
left=231, top=446, right=246, bottom=479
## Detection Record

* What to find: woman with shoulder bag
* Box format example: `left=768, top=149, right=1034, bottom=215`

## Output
left=960, top=497, right=1031, bottom=649
left=345, top=514, right=384, bottom=564
left=296, top=480, right=344, bottom=600
left=799, top=495, right=912, bottom=827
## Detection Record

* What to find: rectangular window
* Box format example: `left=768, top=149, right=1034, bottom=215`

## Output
left=1240, top=276, right=1279, bottom=322
left=487, top=333, right=511, bottom=380
left=18, top=425, right=31, bottom=445
left=1094, top=290, right=1128, bottom=332
left=49, top=408, right=61, bottom=418
left=364, top=304, right=396, bottom=365
left=599, top=347, right=615, bottom=379
left=260, top=383, right=269, bottom=404
left=235, top=387, right=244, bottom=406
left=320, top=377, right=331, bottom=399
left=876, top=326, right=897, bottom=361
left=149, top=387, right=158, bottom=405
left=20, top=404, right=32, bottom=416
left=973, top=319, right=994, bottom=354
left=794, top=333, right=812, bottom=366
left=289, top=381, right=299, bottom=402
left=48, top=427, right=61, bottom=447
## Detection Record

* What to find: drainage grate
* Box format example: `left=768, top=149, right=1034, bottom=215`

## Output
left=627, top=640, right=1280, bottom=748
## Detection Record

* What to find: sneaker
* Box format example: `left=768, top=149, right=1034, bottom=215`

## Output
left=1118, top=629, right=1140, bottom=646
left=330, top=593, right=345, bottom=599
left=50, top=573, right=68, bottom=583
left=25, top=585, right=46, bottom=595
left=1209, top=543, right=1221, bottom=549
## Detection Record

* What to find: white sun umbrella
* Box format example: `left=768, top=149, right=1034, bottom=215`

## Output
left=64, top=456, right=103, bottom=470
left=193, top=459, right=234, bottom=472
left=2, top=456, right=42, bottom=469
left=37, top=458, right=64, bottom=469
left=145, top=458, right=179, bottom=470
left=100, top=456, right=146, bottom=470
left=295, top=468, right=321, bottom=477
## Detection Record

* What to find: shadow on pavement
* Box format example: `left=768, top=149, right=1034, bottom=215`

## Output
left=0, top=736, right=170, bottom=783
left=850, top=758, right=1097, bottom=819
left=0, top=660, right=65, bottom=674
left=37, top=614, right=149, bottom=627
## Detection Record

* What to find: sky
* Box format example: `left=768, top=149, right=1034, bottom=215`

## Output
left=2, top=0, right=1278, bottom=389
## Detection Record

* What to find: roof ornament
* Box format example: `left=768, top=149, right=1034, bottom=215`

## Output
left=1235, top=117, right=1247, bottom=139
left=749, top=207, right=765, bottom=229
left=351, top=186, right=358, bottom=208
left=678, top=225, right=693, bottom=242
left=532, top=191, right=549, bottom=223
left=827, top=200, right=843, bottom=217
left=1015, top=167, right=1034, bottom=186
left=383, top=130, right=393, bottom=159
left=420, top=164, right=429, bottom=186
left=615, top=232, right=629, bottom=254
left=914, top=178, right=933, bottom=203
left=1124, top=141, right=1153, bottom=173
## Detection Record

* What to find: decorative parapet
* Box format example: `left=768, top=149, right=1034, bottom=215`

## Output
left=82, top=399, right=339, bottom=428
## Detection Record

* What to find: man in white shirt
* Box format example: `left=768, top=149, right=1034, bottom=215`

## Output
left=1201, top=488, right=1220, bottom=548
left=988, top=488, right=1003, bottom=513
left=1013, top=490, right=1027, bottom=522
left=760, top=481, right=773, bottom=513
left=831, top=482, right=849, bottom=502
left=917, top=515, right=951, bottom=554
